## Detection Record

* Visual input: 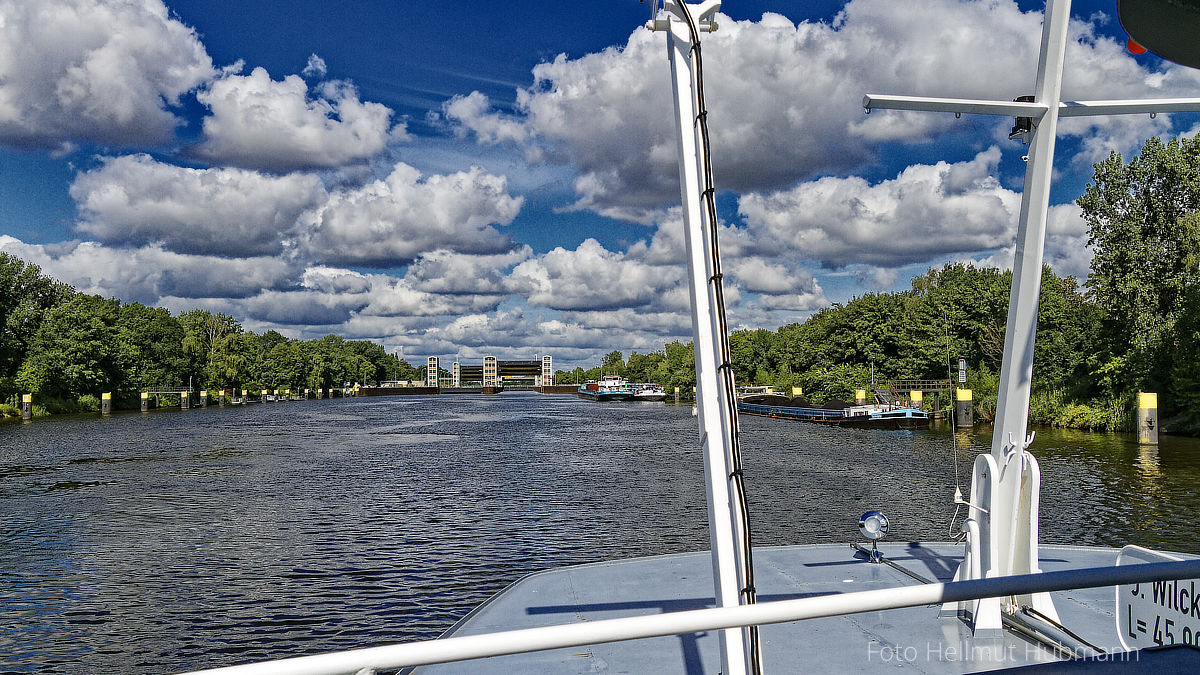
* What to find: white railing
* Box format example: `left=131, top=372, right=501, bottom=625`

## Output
left=180, top=558, right=1200, bottom=675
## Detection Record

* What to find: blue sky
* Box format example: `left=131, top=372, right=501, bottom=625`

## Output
left=2, top=0, right=1198, bottom=369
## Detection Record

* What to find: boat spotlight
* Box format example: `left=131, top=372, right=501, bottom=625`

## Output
left=858, top=511, right=890, bottom=563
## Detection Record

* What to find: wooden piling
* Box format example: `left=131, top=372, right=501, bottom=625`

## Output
left=21, top=393, right=32, bottom=420
left=1138, top=392, right=1159, bottom=445
left=956, top=389, right=973, bottom=427
left=101, top=392, right=111, bottom=415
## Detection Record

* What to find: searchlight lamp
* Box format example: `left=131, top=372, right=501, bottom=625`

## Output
left=858, top=510, right=890, bottom=563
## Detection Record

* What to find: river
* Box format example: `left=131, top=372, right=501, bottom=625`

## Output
left=3, top=392, right=1199, bottom=673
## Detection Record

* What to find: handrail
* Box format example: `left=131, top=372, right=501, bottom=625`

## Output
left=887, top=379, right=952, bottom=391
left=179, top=559, right=1200, bottom=675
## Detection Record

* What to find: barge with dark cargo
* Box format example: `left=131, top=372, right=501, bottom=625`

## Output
left=736, top=393, right=930, bottom=429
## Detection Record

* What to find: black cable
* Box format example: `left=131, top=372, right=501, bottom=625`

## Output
left=675, top=4, right=762, bottom=672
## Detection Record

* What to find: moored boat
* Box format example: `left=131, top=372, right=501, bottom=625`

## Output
left=577, top=375, right=637, bottom=401
left=633, top=383, right=668, bottom=401
left=839, top=405, right=929, bottom=429
left=737, top=398, right=931, bottom=429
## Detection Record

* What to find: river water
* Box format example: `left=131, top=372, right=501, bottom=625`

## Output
left=3, top=392, right=1199, bottom=673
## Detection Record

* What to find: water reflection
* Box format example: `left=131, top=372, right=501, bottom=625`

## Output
left=3, top=397, right=1200, bottom=673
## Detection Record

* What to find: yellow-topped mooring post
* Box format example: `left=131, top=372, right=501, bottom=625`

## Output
left=241, top=389, right=248, bottom=405
left=260, top=389, right=267, bottom=403
left=792, top=386, right=803, bottom=397
left=180, top=390, right=189, bottom=409
left=140, top=392, right=149, bottom=412
left=1138, top=392, right=1159, bottom=445
left=674, top=386, right=680, bottom=404
left=21, top=393, right=32, bottom=420
left=956, top=389, right=973, bottom=427
left=199, top=390, right=208, bottom=407
left=910, top=390, right=923, bottom=410
left=855, top=389, right=867, bottom=405
left=101, top=392, right=112, bottom=415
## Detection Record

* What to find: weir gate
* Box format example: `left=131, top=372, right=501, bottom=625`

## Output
left=364, top=355, right=564, bottom=396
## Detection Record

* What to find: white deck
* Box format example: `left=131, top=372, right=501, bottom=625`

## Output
left=415, top=543, right=1199, bottom=673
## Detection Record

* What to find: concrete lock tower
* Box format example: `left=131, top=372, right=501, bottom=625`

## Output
left=483, top=356, right=498, bottom=387
left=427, top=356, right=439, bottom=388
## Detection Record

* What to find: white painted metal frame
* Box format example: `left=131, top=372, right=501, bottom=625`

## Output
left=172, top=4, right=1200, bottom=674
left=655, top=2, right=755, bottom=674
left=864, top=0, right=1200, bottom=634
left=180, top=559, right=1200, bottom=675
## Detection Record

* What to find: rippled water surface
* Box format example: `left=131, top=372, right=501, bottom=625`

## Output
left=3, top=393, right=1199, bottom=673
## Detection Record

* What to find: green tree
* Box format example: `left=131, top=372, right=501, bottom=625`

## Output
left=660, top=341, right=695, bottom=395
left=260, top=341, right=306, bottom=389
left=16, top=294, right=120, bottom=403
left=626, top=351, right=665, bottom=383
left=601, top=350, right=625, bottom=375
left=1078, top=135, right=1200, bottom=393
left=729, top=329, right=777, bottom=385
left=115, top=303, right=187, bottom=402
left=180, top=310, right=244, bottom=389
left=0, top=253, right=73, bottom=393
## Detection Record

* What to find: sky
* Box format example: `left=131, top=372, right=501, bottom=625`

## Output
left=1, top=0, right=1198, bottom=370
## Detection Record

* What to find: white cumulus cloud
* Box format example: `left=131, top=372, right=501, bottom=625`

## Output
left=70, top=154, right=327, bottom=256
left=403, top=247, right=532, bottom=295
left=738, top=148, right=1018, bottom=268
left=0, top=236, right=294, bottom=304
left=298, top=162, right=524, bottom=267
left=449, top=0, right=1200, bottom=218
left=507, top=238, right=683, bottom=311
left=195, top=66, right=402, bottom=171
left=0, top=0, right=214, bottom=150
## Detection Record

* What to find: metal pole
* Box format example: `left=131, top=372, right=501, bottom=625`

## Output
left=985, top=0, right=1071, bottom=585
left=659, top=2, right=749, bottom=673
left=989, top=0, right=1069, bottom=469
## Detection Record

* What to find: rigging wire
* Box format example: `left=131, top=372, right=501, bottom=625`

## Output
left=946, top=329, right=966, bottom=539
left=674, top=3, right=763, bottom=672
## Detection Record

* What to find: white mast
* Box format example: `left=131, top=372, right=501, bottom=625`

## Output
left=651, top=2, right=757, bottom=673
left=865, top=0, right=1200, bottom=633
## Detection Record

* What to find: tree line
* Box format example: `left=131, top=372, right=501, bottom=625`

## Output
left=5, top=135, right=1197, bottom=429
left=567, top=135, right=1200, bottom=434
left=0, top=257, right=421, bottom=415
